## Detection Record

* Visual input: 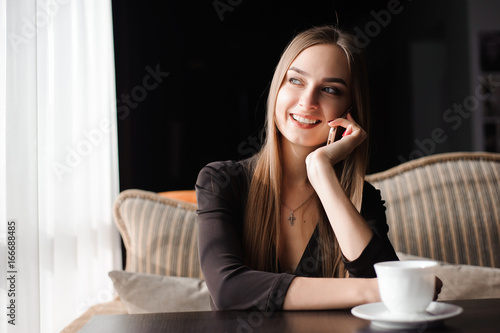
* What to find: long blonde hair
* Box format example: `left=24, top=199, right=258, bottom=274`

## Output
left=243, top=26, right=370, bottom=277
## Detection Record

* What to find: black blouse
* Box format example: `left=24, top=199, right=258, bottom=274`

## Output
left=195, top=160, right=398, bottom=311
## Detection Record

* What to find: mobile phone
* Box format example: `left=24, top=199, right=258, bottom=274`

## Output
left=327, top=106, right=352, bottom=145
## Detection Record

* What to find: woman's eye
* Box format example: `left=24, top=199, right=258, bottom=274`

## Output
left=289, top=78, right=302, bottom=85
left=323, top=86, right=340, bottom=95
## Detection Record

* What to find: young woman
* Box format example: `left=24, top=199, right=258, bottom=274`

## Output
left=195, top=26, right=399, bottom=311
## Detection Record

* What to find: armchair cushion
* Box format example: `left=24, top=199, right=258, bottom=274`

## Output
left=108, top=271, right=210, bottom=313
left=113, top=189, right=202, bottom=278
left=397, top=252, right=500, bottom=301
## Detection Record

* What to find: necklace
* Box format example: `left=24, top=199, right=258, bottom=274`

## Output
left=282, top=192, right=315, bottom=226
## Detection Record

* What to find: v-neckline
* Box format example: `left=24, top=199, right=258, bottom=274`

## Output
left=278, top=224, right=320, bottom=275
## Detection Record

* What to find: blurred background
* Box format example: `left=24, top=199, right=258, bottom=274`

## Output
left=112, top=0, right=500, bottom=193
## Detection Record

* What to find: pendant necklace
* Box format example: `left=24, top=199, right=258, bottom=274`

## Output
left=282, top=192, right=315, bottom=226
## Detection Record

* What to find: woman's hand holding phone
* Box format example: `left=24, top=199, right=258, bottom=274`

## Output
left=306, top=110, right=367, bottom=185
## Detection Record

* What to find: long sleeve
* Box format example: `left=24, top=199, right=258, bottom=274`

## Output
left=343, top=182, right=399, bottom=277
left=195, top=161, right=295, bottom=311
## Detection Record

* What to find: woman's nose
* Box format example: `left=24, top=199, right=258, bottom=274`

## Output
left=299, top=89, right=319, bottom=110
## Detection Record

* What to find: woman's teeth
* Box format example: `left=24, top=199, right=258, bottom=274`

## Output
left=292, top=114, right=320, bottom=125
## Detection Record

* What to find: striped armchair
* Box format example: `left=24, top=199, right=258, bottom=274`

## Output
left=366, top=151, right=500, bottom=268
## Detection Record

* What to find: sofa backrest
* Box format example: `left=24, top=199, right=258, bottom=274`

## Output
left=366, top=152, right=500, bottom=268
left=113, top=189, right=203, bottom=278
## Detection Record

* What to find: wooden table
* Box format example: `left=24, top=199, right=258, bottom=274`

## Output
left=80, top=298, right=500, bottom=332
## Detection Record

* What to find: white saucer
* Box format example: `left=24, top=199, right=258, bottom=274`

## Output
left=351, top=302, right=463, bottom=330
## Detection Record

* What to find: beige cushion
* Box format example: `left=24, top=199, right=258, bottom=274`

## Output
left=397, top=252, right=500, bottom=300
left=367, top=152, right=500, bottom=268
left=108, top=271, right=211, bottom=313
left=113, top=189, right=202, bottom=278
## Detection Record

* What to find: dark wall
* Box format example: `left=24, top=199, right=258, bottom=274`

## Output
left=111, top=0, right=464, bottom=192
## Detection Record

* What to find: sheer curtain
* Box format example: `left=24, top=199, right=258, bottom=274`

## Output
left=0, top=1, right=122, bottom=332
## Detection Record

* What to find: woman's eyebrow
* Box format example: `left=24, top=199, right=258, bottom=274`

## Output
left=288, top=66, right=308, bottom=76
left=288, top=66, right=348, bottom=87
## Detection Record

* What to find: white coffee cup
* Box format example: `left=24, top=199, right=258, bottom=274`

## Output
left=374, top=260, right=438, bottom=315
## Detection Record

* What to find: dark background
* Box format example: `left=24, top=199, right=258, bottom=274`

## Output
left=111, top=0, right=478, bottom=192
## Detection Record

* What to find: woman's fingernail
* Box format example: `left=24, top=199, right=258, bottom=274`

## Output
left=342, top=131, right=347, bottom=137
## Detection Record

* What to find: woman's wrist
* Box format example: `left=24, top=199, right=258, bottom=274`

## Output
left=363, top=278, right=381, bottom=304
left=305, top=150, right=337, bottom=188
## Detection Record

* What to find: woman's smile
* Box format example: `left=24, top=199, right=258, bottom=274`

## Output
left=290, top=113, right=322, bottom=127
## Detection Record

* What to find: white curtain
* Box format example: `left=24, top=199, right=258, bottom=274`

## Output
left=0, top=1, right=122, bottom=332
